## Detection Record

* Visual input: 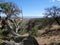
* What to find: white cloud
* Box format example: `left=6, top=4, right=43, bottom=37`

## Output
left=50, top=0, right=60, bottom=2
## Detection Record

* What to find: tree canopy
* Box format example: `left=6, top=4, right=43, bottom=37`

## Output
left=44, top=6, right=60, bottom=25
left=0, top=2, right=20, bottom=18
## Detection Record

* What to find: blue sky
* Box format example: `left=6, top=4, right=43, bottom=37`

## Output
left=3, top=0, right=60, bottom=18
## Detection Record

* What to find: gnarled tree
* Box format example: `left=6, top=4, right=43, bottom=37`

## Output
left=44, top=6, right=60, bottom=25
left=0, top=2, right=26, bottom=37
left=0, top=2, right=39, bottom=45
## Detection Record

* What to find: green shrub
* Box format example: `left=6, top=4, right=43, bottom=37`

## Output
left=19, top=24, right=27, bottom=35
left=29, top=27, right=39, bottom=37
left=0, top=29, right=3, bottom=35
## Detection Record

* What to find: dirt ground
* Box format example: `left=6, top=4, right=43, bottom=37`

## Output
left=36, top=36, right=60, bottom=45
left=35, top=25, right=60, bottom=45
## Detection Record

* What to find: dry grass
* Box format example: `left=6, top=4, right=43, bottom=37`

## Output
left=36, top=36, right=60, bottom=45
left=36, top=25, right=60, bottom=45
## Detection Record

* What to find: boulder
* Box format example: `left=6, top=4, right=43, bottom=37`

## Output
left=1, top=36, right=39, bottom=45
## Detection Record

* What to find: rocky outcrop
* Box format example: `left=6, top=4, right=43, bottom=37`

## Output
left=1, top=36, right=39, bottom=45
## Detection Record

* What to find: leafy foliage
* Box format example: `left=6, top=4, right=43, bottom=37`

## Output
left=0, top=2, right=20, bottom=18
left=29, top=26, right=39, bottom=37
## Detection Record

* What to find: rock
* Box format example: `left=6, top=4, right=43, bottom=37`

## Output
left=1, top=36, right=39, bottom=45
left=2, top=41, right=15, bottom=45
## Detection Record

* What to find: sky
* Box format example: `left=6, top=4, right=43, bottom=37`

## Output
left=1, top=0, right=60, bottom=18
